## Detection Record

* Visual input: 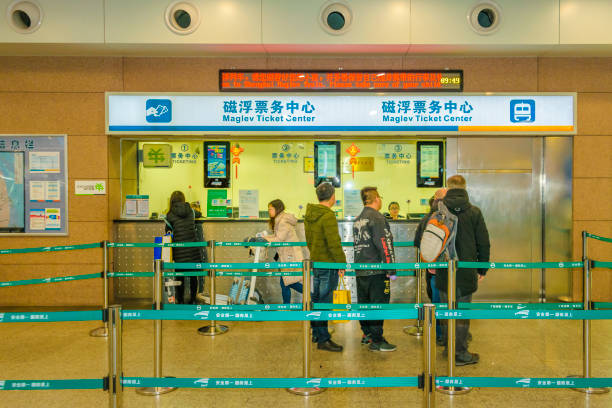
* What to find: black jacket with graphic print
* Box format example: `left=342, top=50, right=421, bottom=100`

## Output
left=353, top=206, right=396, bottom=276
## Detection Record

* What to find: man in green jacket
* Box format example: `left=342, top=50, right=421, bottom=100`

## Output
left=304, top=182, right=346, bottom=352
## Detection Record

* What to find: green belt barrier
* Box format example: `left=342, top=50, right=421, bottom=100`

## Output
left=313, top=262, right=447, bottom=270
left=585, top=232, right=612, bottom=243
left=594, top=302, right=612, bottom=309
left=107, top=272, right=154, bottom=278
left=121, top=309, right=418, bottom=321
left=0, top=243, right=100, bottom=255
left=0, top=273, right=101, bottom=288
left=165, top=262, right=303, bottom=270
left=457, top=261, right=583, bottom=269
left=0, top=379, right=103, bottom=390
left=121, top=376, right=418, bottom=389
left=313, top=302, right=584, bottom=311
left=436, top=309, right=612, bottom=320
left=217, top=270, right=302, bottom=277
left=164, top=271, right=209, bottom=277
left=163, top=303, right=303, bottom=311
left=0, top=310, right=102, bottom=323
left=593, top=261, right=612, bottom=269
left=436, top=376, right=612, bottom=389
left=108, top=242, right=208, bottom=248
left=214, top=241, right=414, bottom=248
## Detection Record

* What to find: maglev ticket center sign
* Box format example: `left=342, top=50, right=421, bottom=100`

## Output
left=107, top=93, right=576, bottom=135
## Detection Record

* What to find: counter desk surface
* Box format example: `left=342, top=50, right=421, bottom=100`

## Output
left=112, top=218, right=420, bottom=304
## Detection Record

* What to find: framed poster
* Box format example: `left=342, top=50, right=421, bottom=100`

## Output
left=314, top=141, right=340, bottom=187
left=204, top=141, right=230, bottom=188
left=417, top=141, right=444, bottom=188
left=0, top=135, right=68, bottom=235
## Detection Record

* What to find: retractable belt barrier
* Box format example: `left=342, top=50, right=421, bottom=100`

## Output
left=121, top=377, right=419, bottom=389
left=213, top=241, right=415, bottom=247
left=313, top=262, right=447, bottom=270
left=0, top=379, right=104, bottom=390
left=108, top=242, right=209, bottom=248
left=0, top=310, right=103, bottom=323
left=0, top=273, right=101, bottom=287
left=585, top=232, right=612, bottom=243
left=164, top=262, right=303, bottom=270
left=593, top=261, right=612, bottom=269
left=436, top=377, right=612, bottom=389
left=162, top=303, right=303, bottom=311
left=457, top=261, right=583, bottom=269
left=314, top=302, right=585, bottom=310
left=0, top=242, right=101, bottom=255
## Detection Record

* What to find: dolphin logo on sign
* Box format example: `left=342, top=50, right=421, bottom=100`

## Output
left=515, top=378, right=531, bottom=387
left=515, top=310, right=530, bottom=319
left=194, top=311, right=210, bottom=320
left=306, top=312, right=321, bottom=319
left=306, top=378, right=322, bottom=387
left=194, top=378, right=209, bottom=387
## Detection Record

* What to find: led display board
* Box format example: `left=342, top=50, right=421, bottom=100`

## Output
left=220, top=70, right=463, bottom=92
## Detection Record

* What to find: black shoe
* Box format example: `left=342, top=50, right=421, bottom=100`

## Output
left=369, top=338, right=397, bottom=352
left=317, top=339, right=343, bottom=352
left=455, top=351, right=479, bottom=366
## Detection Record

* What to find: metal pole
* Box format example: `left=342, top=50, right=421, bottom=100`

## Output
left=107, top=305, right=123, bottom=408
left=287, top=259, right=324, bottom=396
left=91, top=240, right=109, bottom=337
left=198, top=240, right=228, bottom=336
left=570, top=231, right=609, bottom=394
left=405, top=247, right=424, bottom=336
left=422, top=304, right=436, bottom=408
left=136, top=259, right=176, bottom=396
left=437, top=259, right=470, bottom=395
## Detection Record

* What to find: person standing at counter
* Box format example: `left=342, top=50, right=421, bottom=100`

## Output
left=353, top=187, right=397, bottom=352
left=305, top=183, right=346, bottom=352
left=165, top=190, right=202, bottom=304
left=384, top=201, right=405, bottom=220
left=264, top=199, right=304, bottom=304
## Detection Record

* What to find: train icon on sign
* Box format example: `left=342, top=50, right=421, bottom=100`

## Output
left=510, top=99, right=535, bottom=123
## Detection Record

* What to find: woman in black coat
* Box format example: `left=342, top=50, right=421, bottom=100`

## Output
left=165, top=190, right=203, bottom=304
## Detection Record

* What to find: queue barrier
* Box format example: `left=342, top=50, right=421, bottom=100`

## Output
left=0, top=273, right=102, bottom=288
left=0, top=242, right=102, bottom=255
left=0, top=379, right=103, bottom=390
left=212, top=241, right=415, bottom=247
left=585, top=232, right=612, bottom=243
left=121, top=377, right=419, bottom=388
left=314, top=302, right=585, bottom=310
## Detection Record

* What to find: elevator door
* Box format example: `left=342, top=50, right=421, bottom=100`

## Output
left=447, top=137, right=543, bottom=302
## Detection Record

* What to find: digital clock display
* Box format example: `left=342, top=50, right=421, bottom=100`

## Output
left=220, top=70, right=463, bottom=92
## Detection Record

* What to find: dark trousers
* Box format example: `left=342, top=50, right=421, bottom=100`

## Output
left=175, top=276, right=198, bottom=304
left=280, top=277, right=303, bottom=304
left=310, top=268, right=338, bottom=344
left=439, top=291, right=472, bottom=355
left=357, top=274, right=390, bottom=343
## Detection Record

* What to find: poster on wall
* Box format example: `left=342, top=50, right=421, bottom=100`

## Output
left=0, top=135, right=68, bottom=235
left=344, top=190, right=363, bottom=219
left=239, top=190, right=259, bottom=219
left=204, top=141, right=230, bottom=188
left=207, top=190, right=227, bottom=218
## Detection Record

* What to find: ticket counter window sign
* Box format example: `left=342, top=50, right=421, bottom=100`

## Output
left=142, top=144, right=172, bottom=168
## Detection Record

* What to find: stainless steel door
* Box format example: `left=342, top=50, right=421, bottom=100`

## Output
left=447, top=137, right=543, bottom=302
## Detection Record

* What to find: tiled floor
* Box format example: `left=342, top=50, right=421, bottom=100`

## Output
left=0, top=315, right=611, bottom=407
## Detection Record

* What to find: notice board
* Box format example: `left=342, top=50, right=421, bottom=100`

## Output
left=0, top=135, right=68, bottom=235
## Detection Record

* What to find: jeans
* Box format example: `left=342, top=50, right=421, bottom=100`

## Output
left=430, top=276, right=443, bottom=340
left=310, top=268, right=338, bottom=344
left=439, top=290, right=472, bottom=355
left=280, top=277, right=303, bottom=304
left=356, top=274, right=390, bottom=343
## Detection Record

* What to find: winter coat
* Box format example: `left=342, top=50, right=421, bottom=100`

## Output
left=165, top=202, right=203, bottom=263
left=265, top=211, right=304, bottom=285
left=304, top=204, right=346, bottom=265
left=435, top=189, right=490, bottom=297
left=353, top=206, right=396, bottom=276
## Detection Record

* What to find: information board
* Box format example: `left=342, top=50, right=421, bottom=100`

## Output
left=0, top=135, right=68, bottom=235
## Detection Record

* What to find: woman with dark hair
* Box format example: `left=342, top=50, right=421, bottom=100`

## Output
left=264, top=199, right=304, bottom=304
left=385, top=201, right=405, bottom=220
left=165, top=190, right=202, bottom=304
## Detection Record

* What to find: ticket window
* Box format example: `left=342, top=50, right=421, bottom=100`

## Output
left=124, top=138, right=444, bottom=219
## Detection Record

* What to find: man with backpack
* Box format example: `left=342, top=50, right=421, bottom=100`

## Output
left=353, top=186, right=397, bottom=352
left=434, top=175, right=490, bottom=365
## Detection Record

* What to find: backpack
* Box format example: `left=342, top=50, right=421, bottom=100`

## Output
left=419, top=201, right=458, bottom=262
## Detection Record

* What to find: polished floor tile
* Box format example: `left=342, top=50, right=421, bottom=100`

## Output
left=0, top=314, right=610, bottom=407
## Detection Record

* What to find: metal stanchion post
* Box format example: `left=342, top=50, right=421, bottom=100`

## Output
left=288, top=259, right=324, bottom=396
left=136, top=260, right=177, bottom=396
left=91, top=240, right=109, bottom=337
left=422, top=304, right=436, bottom=408
left=107, top=305, right=123, bottom=408
left=437, top=259, right=470, bottom=395
left=198, top=240, right=229, bottom=336
left=570, top=231, right=609, bottom=394
left=405, top=248, right=424, bottom=336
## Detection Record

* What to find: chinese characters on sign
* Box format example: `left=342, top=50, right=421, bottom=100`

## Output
left=223, top=99, right=316, bottom=124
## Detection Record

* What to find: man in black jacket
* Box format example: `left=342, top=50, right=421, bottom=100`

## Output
left=436, top=175, right=490, bottom=365
left=353, top=187, right=397, bottom=352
